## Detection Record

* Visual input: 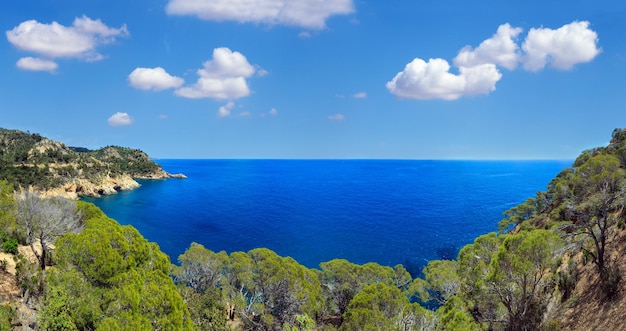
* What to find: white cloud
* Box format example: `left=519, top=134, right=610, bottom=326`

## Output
left=353, top=92, right=367, bottom=99
left=16, top=57, right=58, bottom=72
left=107, top=112, right=133, bottom=126
left=328, top=113, right=345, bottom=121
left=165, top=0, right=354, bottom=30
left=175, top=47, right=256, bottom=100
left=388, top=21, right=600, bottom=101
left=386, top=58, right=502, bottom=100
left=200, top=47, right=255, bottom=79
left=454, top=23, right=522, bottom=70
left=522, top=21, right=600, bottom=71
left=6, top=16, right=128, bottom=64
left=217, top=101, right=235, bottom=118
left=128, top=67, right=184, bottom=91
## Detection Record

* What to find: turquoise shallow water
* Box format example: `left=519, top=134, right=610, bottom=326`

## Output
left=83, top=159, right=571, bottom=276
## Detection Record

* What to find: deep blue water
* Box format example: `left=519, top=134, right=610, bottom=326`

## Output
left=82, top=159, right=571, bottom=276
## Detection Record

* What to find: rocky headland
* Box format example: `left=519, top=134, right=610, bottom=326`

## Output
left=0, top=128, right=185, bottom=200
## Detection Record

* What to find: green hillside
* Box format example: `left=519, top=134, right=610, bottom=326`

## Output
left=0, top=128, right=165, bottom=191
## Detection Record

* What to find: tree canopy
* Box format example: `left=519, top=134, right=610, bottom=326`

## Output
left=46, top=202, right=193, bottom=330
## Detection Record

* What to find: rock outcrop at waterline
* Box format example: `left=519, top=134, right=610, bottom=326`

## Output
left=43, top=172, right=187, bottom=199
left=0, top=128, right=185, bottom=199
left=40, top=175, right=140, bottom=200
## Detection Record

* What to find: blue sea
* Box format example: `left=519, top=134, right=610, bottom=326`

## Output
left=82, top=160, right=571, bottom=276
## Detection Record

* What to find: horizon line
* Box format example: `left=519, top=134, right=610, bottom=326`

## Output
left=151, top=157, right=575, bottom=162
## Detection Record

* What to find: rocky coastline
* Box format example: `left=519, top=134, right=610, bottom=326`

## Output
left=0, top=128, right=188, bottom=200
left=40, top=170, right=186, bottom=200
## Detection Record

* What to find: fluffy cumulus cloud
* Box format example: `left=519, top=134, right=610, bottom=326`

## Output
left=16, top=57, right=58, bottom=72
left=6, top=15, right=128, bottom=71
left=454, top=23, right=522, bottom=70
left=386, top=58, right=502, bottom=100
left=107, top=112, right=133, bottom=127
left=388, top=21, right=600, bottom=100
left=522, top=21, right=601, bottom=71
left=165, top=0, right=354, bottom=30
left=175, top=47, right=256, bottom=100
left=128, top=67, right=184, bottom=91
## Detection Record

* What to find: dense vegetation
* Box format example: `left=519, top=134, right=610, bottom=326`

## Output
left=0, top=128, right=162, bottom=190
left=0, top=182, right=193, bottom=329
left=0, top=127, right=626, bottom=329
left=46, top=203, right=193, bottom=330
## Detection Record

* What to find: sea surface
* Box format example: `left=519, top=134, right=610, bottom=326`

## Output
left=83, top=159, right=571, bottom=276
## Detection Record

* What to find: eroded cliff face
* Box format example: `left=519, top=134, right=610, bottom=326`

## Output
left=41, top=175, right=140, bottom=200
left=41, top=170, right=187, bottom=200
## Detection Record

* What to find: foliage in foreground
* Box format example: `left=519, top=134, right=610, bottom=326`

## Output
left=43, top=201, right=193, bottom=330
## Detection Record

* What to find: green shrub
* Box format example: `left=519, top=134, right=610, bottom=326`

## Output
left=2, top=238, right=17, bottom=255
left=0, top=304, right=16, bottom=330
left=39, top=287, right=78, bottom=331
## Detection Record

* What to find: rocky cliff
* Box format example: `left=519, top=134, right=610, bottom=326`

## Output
left=0, top=128, right=185, bottom=199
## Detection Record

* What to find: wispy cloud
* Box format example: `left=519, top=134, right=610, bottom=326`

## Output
left=387, top=21, right=601, bottom=101
left=217, top=101, right=235, bottom=118
left=353, top=92, right=367, bottom=99
left=16, top=57, right=58, bottom=72
left=107, top=112, right=133, bottom=126
left=328, top=113, right=345, bottom=121
left=261, top=107, right=279, bottom=117
left=165, top=0, right=355, bottom=30
left=6, top=16, right=128, bottom=72
left=299, top=31, right=313, bottom=39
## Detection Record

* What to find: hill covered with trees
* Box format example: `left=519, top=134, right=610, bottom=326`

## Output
left=0, top=128, right=183, bottom=198
left=1, top=128, right=626, bottom=329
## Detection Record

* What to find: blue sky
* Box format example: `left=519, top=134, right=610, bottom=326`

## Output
left=2, top=0, right=625, bottom=159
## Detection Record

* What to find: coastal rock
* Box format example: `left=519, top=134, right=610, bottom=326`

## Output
left=36, top=171, right=186, bottom=200
left=38, top=175, right=143, bottom=200
left=135, top=168, right=187, bottom=180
